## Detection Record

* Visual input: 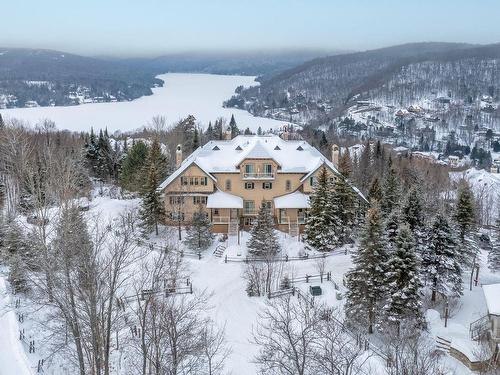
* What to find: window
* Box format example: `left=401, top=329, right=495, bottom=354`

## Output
left=262, top=182, right=273, bottom=190
left=244, top=200, right=255, bottom=214
left=309, top=177, right=315, bottom=186
left=181, top=176, right=188, bottom=186
left=190, top=177, right=195, bottom=185
left=201, top=177, right=208, bottom=186
left=214, top=209, right=219, bottom=216
left=263, top=164, right=272, bottom=174
left=285, top=180, right=291, bottom=191
left=279, top=208, right=287, bottom=224
left=245, top=164, right=255, bottom=174
left=329, top=177, right=336, bottom=184
left=245, top=182, right=255, bottom=190
left=193, top=196, right=207, bottom=205
left=169, top=196, right=185, bottom=205
left=225, top=179, right=232, bottom=191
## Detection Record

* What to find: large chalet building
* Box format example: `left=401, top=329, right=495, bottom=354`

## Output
left=158, top=129, right=366, bottom=236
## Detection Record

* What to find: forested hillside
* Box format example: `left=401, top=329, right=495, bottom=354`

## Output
left=226, top=42, right=500, bottom=127
left=0, top=48, right=162, bottom=108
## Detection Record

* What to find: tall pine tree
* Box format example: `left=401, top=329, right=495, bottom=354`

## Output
left=304, top=167, right=339, bottom=251
left=140, top=139, right=167, bottom=235
left=489, top=217, right=500, bottom=272
left=423, top=214, right=463, bottom=302
left=383, top=224, right=424, bottom=332
left=381, top=161, right=400, bottom=218
left=345, top=205, right=389, bottom=333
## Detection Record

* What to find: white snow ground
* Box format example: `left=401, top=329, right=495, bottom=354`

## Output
left=0, top=275, right=33, bottom=375
left=2, top=181, right=500, bottom=374
left=1, top=73, right=290, bottom=133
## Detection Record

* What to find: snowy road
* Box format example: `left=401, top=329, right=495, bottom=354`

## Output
left=0, top=277, right=33, bottom=375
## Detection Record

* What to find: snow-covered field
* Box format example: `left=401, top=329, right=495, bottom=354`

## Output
left=1, top=186, right=499, bottom=374
left=1, top=73, right=290, bottom=133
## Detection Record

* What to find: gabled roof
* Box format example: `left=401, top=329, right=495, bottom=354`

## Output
left=158, top=135, right=365, bottom=202
left=157, top=148, right=216, bottom=191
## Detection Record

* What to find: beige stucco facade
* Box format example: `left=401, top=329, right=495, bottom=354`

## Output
left=159, top=135, right=364, bottom=235
left=162, top=159, right=340, bottom=234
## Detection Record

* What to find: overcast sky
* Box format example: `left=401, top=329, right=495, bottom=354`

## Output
left=2, top=0, right=500, bottom=57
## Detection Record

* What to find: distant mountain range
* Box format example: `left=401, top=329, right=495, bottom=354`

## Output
left=0, top=48, right=337, bottom=109
left=225, top=42, right=500, bottom=126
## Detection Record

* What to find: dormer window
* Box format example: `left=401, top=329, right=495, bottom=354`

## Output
left=297, top=145, right=304, bottom=151
left=235, top=145, right=242, bottom=151
left=213, top=146, right=220, bottom=151
left=274, top=145, right=281, bottom=150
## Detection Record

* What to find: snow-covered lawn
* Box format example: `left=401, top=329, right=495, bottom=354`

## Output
left=2, top=191, right=500, bottom=374
left=0, top=274, right=32, bottom=375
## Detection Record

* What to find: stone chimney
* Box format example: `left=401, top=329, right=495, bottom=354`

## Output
left=175, top=144, right=183, bottom=169
left=223, top=126, right=232, bottom=140
left=281, top=125, right=289, bottom=141
left=331, top=144, right=340, bottom=167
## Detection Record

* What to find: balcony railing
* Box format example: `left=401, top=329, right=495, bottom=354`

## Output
left=243, top=172, right=275, bottom=180
left=243, top=209, right=258, bottom=216
left=212, top=216, right=230, bottom=224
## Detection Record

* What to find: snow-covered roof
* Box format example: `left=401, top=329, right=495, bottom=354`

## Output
left=159, top=135, right=341, bottom=189
left=274, top=191, right=310, bottom=209
left=206, top=190, right=243, bottom=209
left=158, top=135, right=366, bottom=202
left=483, top=283, right=500, bottom=316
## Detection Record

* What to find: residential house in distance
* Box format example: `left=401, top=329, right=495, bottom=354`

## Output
left=158, top=129, right=366, bottom=237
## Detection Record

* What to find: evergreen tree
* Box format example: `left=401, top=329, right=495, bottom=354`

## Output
left=213, top=119, right=223, bottom=140
left=84, top=127, right=99, bottom=174
left=454, top=181, right=475, bottom=243
left=381, top=163, right=400, bottom=217
left=368, top=176, right=382, bottom=204
left=402, top=186, right=425, bottom=233
left=423, top=214, right=463, bottom=301
left=96, top=129, right=112, bottom=179
left=120, top=141, right=150, bottom=191
left=193, top=127, right=200, bottom=150
left=206, top=121, right=214, bottom=140
left=304, top=167, right=339, bottom=251
left=385, top=210, right=401, bottom=248
left=489, top=218, right=500, bottom=272
left=383, top=224, right=424, bottom=331
left=402, top=186, right=427, bottom=258
left=331, top=174, right=356, bottom=244
left=345, top=206, right=389, bottom=333
left=140, top=139, right=167, bottom=235
left=257, top=126, right=263, bottom=136
left=229, top=114, right=239, bottom=138
left=244, top=127, right=252, bottom=135
left=247, top=204, right=280, bottom=256
left=185, top=206, right=214, bottom=250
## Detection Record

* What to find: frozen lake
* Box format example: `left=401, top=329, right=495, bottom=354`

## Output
left=1, top=73, right=289, bottom=133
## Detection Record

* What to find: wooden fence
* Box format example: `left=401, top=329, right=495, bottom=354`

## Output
left=224, top=249, right=345, bottom=263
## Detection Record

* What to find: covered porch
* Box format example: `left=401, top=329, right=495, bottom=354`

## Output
left=207, top=190, right=243, bottom=234
left=274, top=191, right=310, bottom=237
